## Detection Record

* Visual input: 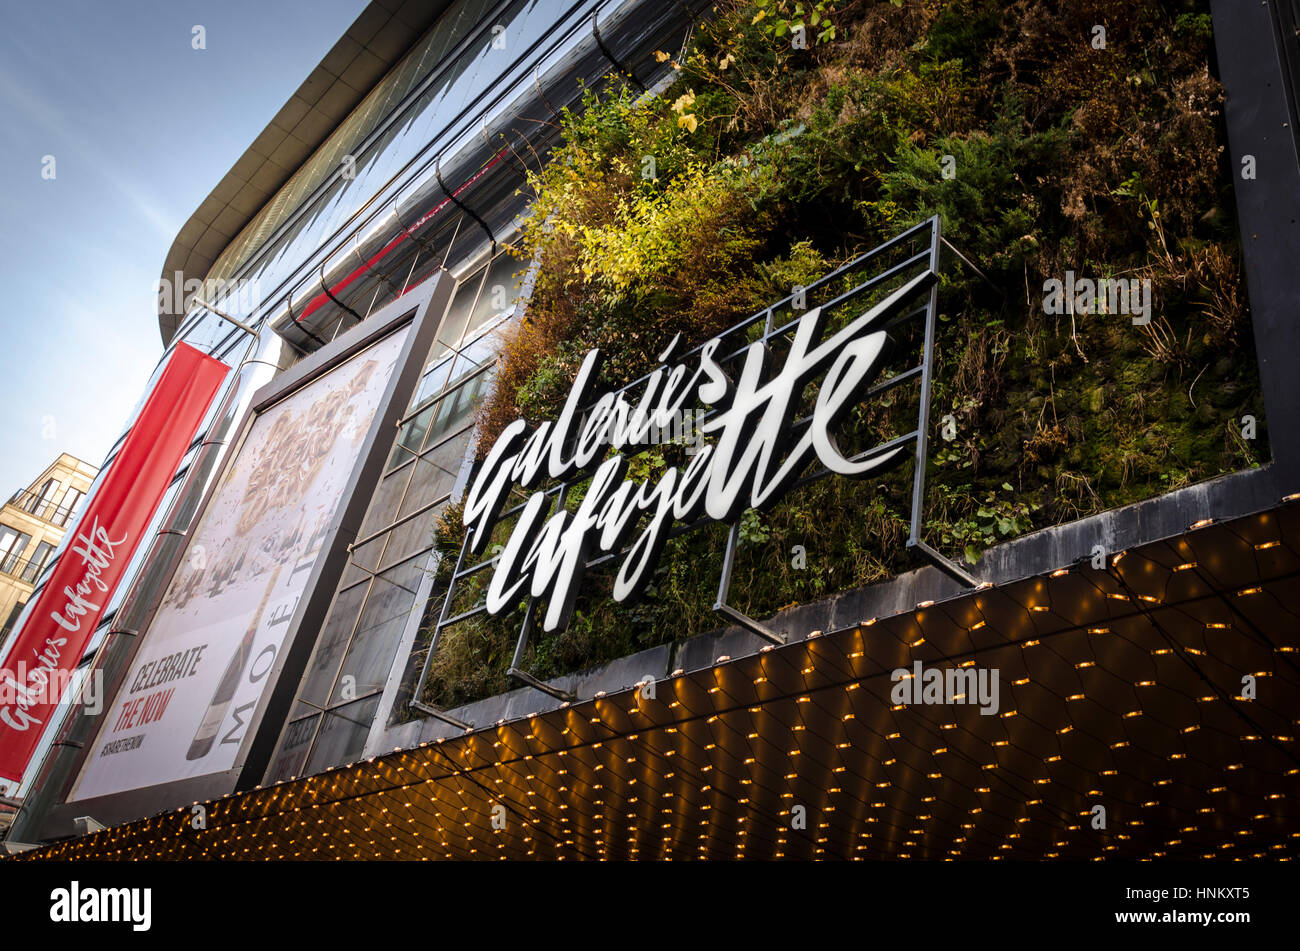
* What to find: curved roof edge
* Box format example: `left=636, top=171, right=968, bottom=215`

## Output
left=157, top=0, right=450, bottom=345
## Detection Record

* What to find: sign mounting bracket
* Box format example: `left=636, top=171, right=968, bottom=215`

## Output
left=714, top=521, right=786, bottom=645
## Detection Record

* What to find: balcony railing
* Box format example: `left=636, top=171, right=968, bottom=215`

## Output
left=5, top=488, right=80, bottom=527
left=0, top=550, right=51, bottom=585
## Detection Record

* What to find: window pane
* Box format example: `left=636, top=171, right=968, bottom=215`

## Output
left=26, top=480, right=57, bottom=516
left=378, top=509, right=434, bottom=572
left=304, top=695, right=380, bottom=775
left=389, top=403, right=435, bottom=470
left=436, top=264, right=485, bottom=351
left=20, top=542, right=54, bottom=583
left=0, top=531, right=32, bottom=574
left=265, top=714, right=319, bottom=784
left=358, top=467, right=413, bottom=539
left=298, top=582, right=369, bottom=708
left=464, top=252, right=524, bottom=337
left=399, top=433, right=471, bottom=519
left=57, top=486, right=84, bottom=526
left=411, top=354, right=455, bottom=408
left=329, top=556, right=427, bottom=706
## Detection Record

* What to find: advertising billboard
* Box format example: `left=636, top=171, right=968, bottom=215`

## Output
left=69, top=327, right=411, bottom=801
left=0, top=343, right=228, bottom=781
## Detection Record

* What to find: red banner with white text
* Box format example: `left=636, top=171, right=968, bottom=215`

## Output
left=0, top=342, right=228, bottom=781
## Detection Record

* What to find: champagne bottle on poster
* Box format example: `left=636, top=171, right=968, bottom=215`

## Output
left=186, top=566, right=282, bottom=760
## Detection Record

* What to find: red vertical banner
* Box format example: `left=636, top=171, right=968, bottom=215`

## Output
left=0, top=342, right=228, bottom=781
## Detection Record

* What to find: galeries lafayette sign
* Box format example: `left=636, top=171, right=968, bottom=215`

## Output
left=463, top=270, right=935, bottom=632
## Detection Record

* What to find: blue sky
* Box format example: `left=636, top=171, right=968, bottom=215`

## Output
left=0, top=0, right=366, bottom=495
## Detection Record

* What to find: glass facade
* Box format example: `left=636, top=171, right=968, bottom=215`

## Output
left=176, top=0, right=623, bottom=354
left=202, top=0, right=503, bottom=294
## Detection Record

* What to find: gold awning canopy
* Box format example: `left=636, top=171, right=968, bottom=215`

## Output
left=19, top=501, right=1300, bottom=860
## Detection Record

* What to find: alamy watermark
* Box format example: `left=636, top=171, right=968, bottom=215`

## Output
left=890, top=660, right=1000, bottom=715
left=1043, top=270, right=1152, bottom=326
left=0, top=664, right=104, bottom=731
left=155, top=271, right=262, bottom=319
left=575, top=406, right=707, bottom=456
left=50, top=882, right=151, bottom=931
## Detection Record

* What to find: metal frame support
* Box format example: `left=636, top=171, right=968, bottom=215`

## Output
left=505, top=666, right=575, bottom=702
left=409, top=699, right=474, bottom=732
left=905, top=219, right=982, bottom=590
left=909, top=538, right=980, bottom=588
left=72, top=815, right=106, bottom=835
left=318, top=260, right=365, bottom=328
left=192, top=297, right=259, bottom=339
left=409, top=531, right=477, bottom=727
left=503, top=487, right=577, bottom=700
left=713, top=521, right=786, bottom=645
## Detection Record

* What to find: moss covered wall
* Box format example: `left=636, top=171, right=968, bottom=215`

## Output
left=413, top=0, right=1266, bottom=712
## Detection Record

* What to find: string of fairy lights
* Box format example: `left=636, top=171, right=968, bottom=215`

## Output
left=11, top=503, right=1299, bottom=861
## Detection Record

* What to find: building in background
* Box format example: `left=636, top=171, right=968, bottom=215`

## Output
left=0, top=453, right=97, bottom=646
left=0, top=452, right=96, bottom=800
left=5, top=0, right=1300, bottom=860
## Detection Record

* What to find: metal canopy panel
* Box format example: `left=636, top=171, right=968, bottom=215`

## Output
left=17, top=501, right=1300, bottom=860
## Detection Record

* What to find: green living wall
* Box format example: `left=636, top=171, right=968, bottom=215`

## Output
left=413, top=0, right=1265, bottom=712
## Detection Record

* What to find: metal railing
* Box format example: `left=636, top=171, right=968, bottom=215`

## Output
left=0, top=550, right=52, bottom=584
left=5, top=488, right=80, bottom=528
